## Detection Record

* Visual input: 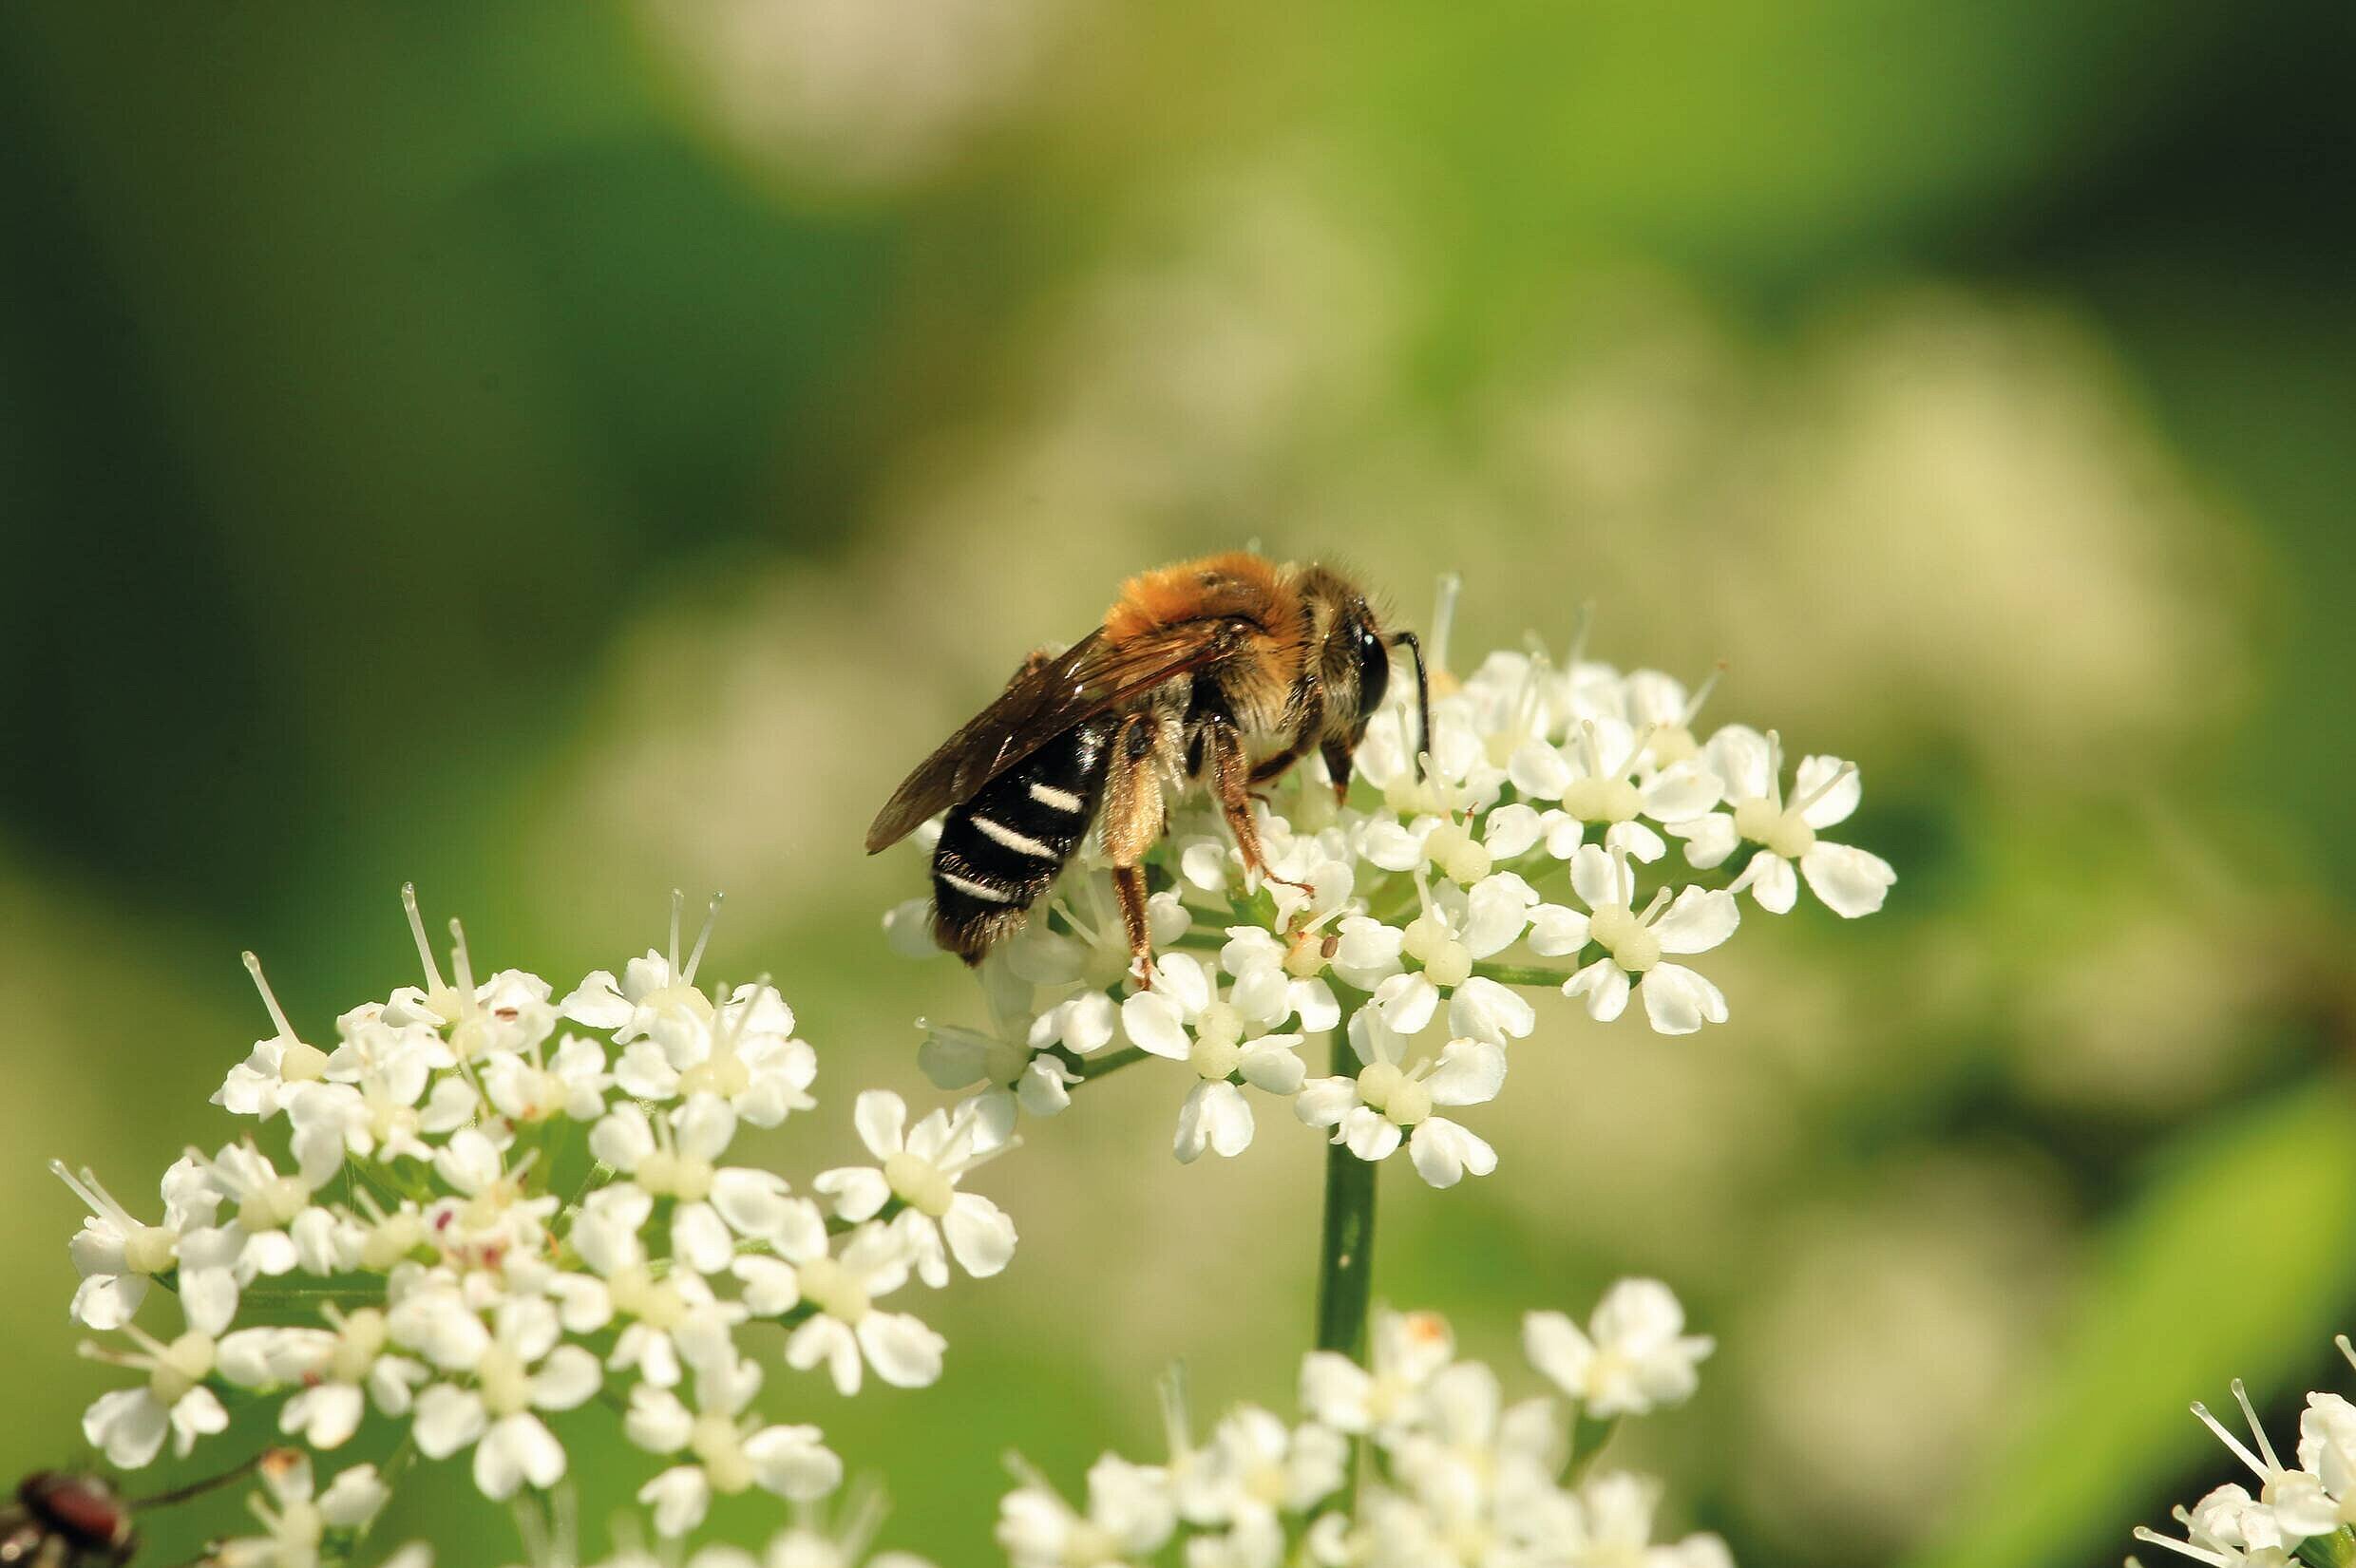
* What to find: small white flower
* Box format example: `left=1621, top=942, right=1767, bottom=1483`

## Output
left=481, top=1033, right=612, bottom=1125
left=733, top=1211, right=944, bottom=1395
left=814, top=1091, right=1017, bottom=1285
left=53, top=1154, right=221, bottom=1330
left=1676, top=726, right=1894, bottom=916
left=626, top=1349, right=842, bottom=1536
left=79, top=1294, right=235, bottom=1467
left=1535, top=845, right=1738, bottom=1035
left=2136, top=1483, right=2297, bottom=1568
left=209, top=1450, right=389, bottom=1568
left=560, top=891, right=728, bottom=1043
left=553, top=1183, right=742, bottom=1389
left=265, top=1306, right=428, bottom=1448
left=1298, top=1309, right=1459, bottom=1442
left=588, top=1095, right=796, bottom=1275
left=618, top=984, right=818, bottom=1126
left=1176, top=1405, right=1348, bottom=1530
left=1121, top=954, right=1306, bottom=1164
left=1295, top=1012, right=1501, bottom=1188
left=1523, top=1279, right=1714, bottom=1418
left=215, top=953, right=337, bottom=1121
left=190, top=1140, right=337, bottom=1279
left=1532, top=717, right=1725, bottom=866
left=409, top=1296, right=601, bottom=1500
left=998, top=1454, right=1176, bottom=1568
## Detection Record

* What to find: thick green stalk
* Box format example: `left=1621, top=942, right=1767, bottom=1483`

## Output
left=1313, top=1034, right=1378, bottom=1362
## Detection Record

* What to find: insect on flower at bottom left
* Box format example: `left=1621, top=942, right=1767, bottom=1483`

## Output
left=56, top=887, right=1019, bottom=1546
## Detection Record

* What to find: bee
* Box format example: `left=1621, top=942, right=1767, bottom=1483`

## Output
left=0, top=1473, right=133, bottom=1567
left=867, top=551, right=1430, bottom=979
left=0, top=1456, right=265, bottom=1566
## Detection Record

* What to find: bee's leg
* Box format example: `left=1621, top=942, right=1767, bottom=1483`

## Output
left=1206, top=718, right=1315, bottom=896
left=1102, top=713, right=1167, bottom=985
left=1320, top=737, right=1356, bottom=803
left=1247, top=688, right=1324, bottom=796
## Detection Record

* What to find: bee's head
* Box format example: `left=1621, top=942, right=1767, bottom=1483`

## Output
left=1295, top=565, right=1431, bottom=772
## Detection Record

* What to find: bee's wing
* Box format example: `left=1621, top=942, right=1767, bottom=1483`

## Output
left=864, top=619, right=1251, bottom=853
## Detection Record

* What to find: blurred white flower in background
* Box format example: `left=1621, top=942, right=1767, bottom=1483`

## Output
left=636, top=0, right=1060, bottom=188
left=1003, top=1293, right=1726, bottom=1568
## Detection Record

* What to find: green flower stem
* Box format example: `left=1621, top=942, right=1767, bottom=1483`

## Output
left=1470, top=960, right=1578, bottom=988
left=1566, top=1413, right=1619, bottom=1480
left=1070, top=1044, right=1150, bottom=1083
left=2298, top=1531, right=2356, bottom=1568
left=1313, top=1033, right=1378, bottom=1365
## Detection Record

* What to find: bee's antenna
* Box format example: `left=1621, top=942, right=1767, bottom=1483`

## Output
left=1390, top=631, right=1433, bottom=782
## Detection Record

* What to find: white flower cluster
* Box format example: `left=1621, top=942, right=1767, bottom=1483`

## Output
left=60, top=891, right=1016, bottom=1552
left=2130, top=1335, right=2356, bottom=1567
left=895, top=586, right=1894, bottom=1185
left=997, top=1283, right=1724, bottom=1568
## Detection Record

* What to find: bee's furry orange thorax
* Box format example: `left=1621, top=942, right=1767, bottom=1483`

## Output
left=1105, top=551, right=1296, bottom=644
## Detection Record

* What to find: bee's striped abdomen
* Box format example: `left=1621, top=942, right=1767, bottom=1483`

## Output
left=931, top=716, right=1114, bottom=963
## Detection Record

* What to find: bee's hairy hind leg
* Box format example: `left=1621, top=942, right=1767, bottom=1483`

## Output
left=1103, top=713, right=1167, bottom=985
left=1207, top=719, right=1314, bottom=897
left=1112, top=864, right=1152, bottom=987
left=1320, top=738, right=1356, bottom=804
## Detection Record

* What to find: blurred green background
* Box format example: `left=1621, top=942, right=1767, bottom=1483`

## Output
left=4, top=3, right=2352, bottom=1565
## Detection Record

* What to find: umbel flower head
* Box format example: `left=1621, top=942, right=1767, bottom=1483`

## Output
left=59, top=889, right=1018, bottom=1549
left=997, top=1286, right=1727, bottom=1568
left=2129, top=1334, right=2356, bottom=1567
left=889, top=577, right=1894, bottom=1183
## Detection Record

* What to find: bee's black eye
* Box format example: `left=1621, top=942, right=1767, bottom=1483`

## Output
left=1355, top=625, right=1392, bottom=719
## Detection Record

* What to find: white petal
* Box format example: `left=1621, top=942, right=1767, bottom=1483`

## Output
left=857, top=1313, right=946, bottom=1389
left=942, top=1194, right=1017, bottom=1277
left=1527, top=904, right=1589, bottom=957
left=1340, top=1107, right=1401, bottom=1162
left=712, top=1168, right=793, bottom=1241
left=1641, top=763, right=1723, bottom=822
left=1427, top=1039, right=1507, bottom=1106
left=530, top=1345, right=602, bottom=1412
left=1742, top=851, right=1798, bottom=913
left=1672, top=812, right=1739, bottom=869
left=1567, top=959, right=1630, bottom=1023
left=1507, top=743, right=1572, bottom=800
left=1523, top=1312, right=1597, bottom=1397
left=812, top=1166, right=892, bottom=1223
left=1182, top=1081, right=1256, bottom=1161
left=1639, top=965, right=1728, bottom=1035
left=1653, top=887, right=1739, bottom=954
left=1605, top=820, right=1666, bottom=864
left=1371, top=973, right=1438, bottom=1036
left=638, top=1464, right=712, bottom=1538
left=674, top=1093, right=738, bottom=1162
left=1448, top=977, right=1535, bottom=1045
left=852, top=1089, right=908, bottom=1159
left=1292, top=1078, right=1360, bottom=1128
left=1801, top=842, right=1895, bottom=917
left=1238, top=1041, right=1305, bottom=1095
left=168, top=1387, right=228, bottom=1456
left=1795, top=753, right=1861, bottom=827
left=86, top=1389, right=166, bottom=1469
left=1702, top=724, right=1774, bottom=801
left=672, top=1203, right=735, bottom=1276
left=1568, top=844, right=1619, bottom=911
left=589, top=1105, right=655, bottom=1172
left=743, top=1425, right=845, bottom=1502
left=623, top=1385, right=694, bottom=1454
left=1121, top=993, right=1193, bottom=1060
left=1409, top=1120, right=1495, bottom=1187
left=1483, top=803, right=1545, bottom=860
left=412, top=1385, right=487, bottom=1460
